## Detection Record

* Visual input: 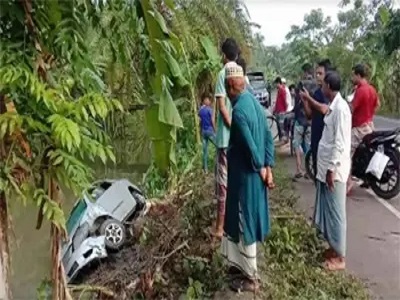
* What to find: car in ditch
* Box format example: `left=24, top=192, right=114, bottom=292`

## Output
left=61, top=179, right=147, bottom=283
left=247, top=71, right=271, bottom=108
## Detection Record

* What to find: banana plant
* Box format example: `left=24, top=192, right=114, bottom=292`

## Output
left=135, top=0, right=188, bottom=178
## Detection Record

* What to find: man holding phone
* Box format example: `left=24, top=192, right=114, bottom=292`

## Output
left=301, top=60, right=332, bottom=178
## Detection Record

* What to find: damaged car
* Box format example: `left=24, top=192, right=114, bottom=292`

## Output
left=61, top=179, right=148, bottom=283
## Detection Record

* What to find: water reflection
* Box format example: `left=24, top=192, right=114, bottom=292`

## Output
left=10, top=161, right=149, bottom=299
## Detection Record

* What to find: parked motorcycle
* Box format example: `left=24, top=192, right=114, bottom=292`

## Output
left=305, top=128, right=400, bottom=200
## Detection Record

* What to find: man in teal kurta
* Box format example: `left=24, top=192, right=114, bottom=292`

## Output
left=221, top=63, right=275, bottom=293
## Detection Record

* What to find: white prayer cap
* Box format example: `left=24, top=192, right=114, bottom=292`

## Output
left=225, top=62, right=244, bottom=79
left=281, top=77, right=287, bottom=83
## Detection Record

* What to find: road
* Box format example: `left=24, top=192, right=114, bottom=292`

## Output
left=279, top=115, right=400, bottom=300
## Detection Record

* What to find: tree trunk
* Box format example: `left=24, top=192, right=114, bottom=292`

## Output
left=49, top=179, right=72, bottom=300
left=0, top=94, right=10, bottom=300
left=0, top=192, right=10, bottom=300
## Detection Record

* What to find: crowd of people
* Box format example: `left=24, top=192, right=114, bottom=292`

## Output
left=197, top=37, right=379, bottom=293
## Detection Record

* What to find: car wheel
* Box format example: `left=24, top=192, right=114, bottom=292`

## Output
left=99, top=218, right=126, bottom=250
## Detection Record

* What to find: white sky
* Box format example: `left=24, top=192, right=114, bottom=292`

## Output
left=245, top=0, right=400, bottom=46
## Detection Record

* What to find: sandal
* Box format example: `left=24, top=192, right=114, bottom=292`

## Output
left=294, top=173, right=303, bottom=179
left=229, top=278, right=260, bottom=293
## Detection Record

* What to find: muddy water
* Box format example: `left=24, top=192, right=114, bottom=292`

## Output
left=10, top=157, right=150, bottom=299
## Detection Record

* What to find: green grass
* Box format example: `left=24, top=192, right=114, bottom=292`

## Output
left=261, top=160, right=369, bottom=300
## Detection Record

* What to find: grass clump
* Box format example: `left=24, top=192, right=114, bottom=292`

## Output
left=262, top=160, right=369, bottom=300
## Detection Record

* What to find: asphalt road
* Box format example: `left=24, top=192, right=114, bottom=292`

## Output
left=279, top=115, right=400, bottom=300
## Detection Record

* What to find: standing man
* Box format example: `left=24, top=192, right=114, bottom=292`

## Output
left=198, top=95, right=215, bottom=172
left=301, top=59, right=332, bottom=178
left=221, top=63, right=275, bottom=292
left=282, top=78, right=293, bottom=111
left=347, top=64, right=379, bottom=193
left=304, top=71, right=352, bottom=271
left=273, top=76, right=287, bottom=142
left=292, top=86, right=311, bottom=179
left=211, top=38, right=240, bottom=238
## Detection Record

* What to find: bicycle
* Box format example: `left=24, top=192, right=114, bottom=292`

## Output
left=266, top=114, right=279, bottom=141
left=305, top=149, right=315, bottom=180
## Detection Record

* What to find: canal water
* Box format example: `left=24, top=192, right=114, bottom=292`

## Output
left=10, top=139, right=151, bottom=299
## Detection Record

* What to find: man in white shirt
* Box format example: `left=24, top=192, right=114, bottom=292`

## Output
left=301, top=71, right=351, bottom=271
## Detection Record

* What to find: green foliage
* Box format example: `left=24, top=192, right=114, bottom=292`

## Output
left=0, top=0, right=120, bottom=233
left=251, top=0, right=400, bottom=115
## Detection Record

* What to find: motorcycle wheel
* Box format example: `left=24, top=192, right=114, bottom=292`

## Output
left=305, top=150, right=315, bottom=181
left=369, top=148, right=400, bottom=200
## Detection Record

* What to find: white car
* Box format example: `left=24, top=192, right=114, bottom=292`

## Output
left=61, top=179, right=147, bottom=282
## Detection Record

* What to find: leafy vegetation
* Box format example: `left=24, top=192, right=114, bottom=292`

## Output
left=0, top=0, right=378, bottom=298
left=0, top=0, right=255, bottom=298
left=251, top=0, right=400, bottom=116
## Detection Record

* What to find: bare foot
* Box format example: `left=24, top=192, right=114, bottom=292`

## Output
left=209, top=227, right=223, bottom=239
left=324, top=257, right=345, bottom=271
left=347, top=180, right=354, bottom=196
left=323, top=248, right=335, bottom=259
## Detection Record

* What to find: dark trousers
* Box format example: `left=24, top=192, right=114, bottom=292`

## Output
left=312, top=150, right=317, bottom=180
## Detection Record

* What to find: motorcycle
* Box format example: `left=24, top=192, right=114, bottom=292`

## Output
left=305, top=127, right=400, bottom=200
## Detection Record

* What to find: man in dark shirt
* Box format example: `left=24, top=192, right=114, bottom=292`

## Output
left=301, top=60, right=332, bottom=178
left=198, top=95, right=215, bottom=172
left=292, top=85, right=311, bottom=179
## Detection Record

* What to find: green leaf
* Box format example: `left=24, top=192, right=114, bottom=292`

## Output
left=158, top=77, right=183, bottom=128
left=200, top=36, right=220, bottom=64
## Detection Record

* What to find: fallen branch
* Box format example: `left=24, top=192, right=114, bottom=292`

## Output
left=69, top=284, right=115, bottom=298
left=153, top=241, right=189, bottom=260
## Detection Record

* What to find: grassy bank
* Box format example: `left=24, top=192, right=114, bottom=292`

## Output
left=261, top=161, right=369, bottom=300
left=70, top=156, right=369, bottom=300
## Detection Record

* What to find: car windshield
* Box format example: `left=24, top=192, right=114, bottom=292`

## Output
left=66, top=200, right=87, bottom=234
left=250, top=80, right=266, bottom=90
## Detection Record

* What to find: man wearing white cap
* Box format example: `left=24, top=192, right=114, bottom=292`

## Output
left=222, top=63, right=275, bottom=293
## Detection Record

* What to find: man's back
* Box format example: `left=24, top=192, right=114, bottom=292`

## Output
left=215, top=66, right=233, bottom=148
left=352, top=81, right=378, bottom=127
left=274, top=85, right=287, bottom=113
left=198, top=105, right=213, bottom=133
left=232, top=92, right=267, bottom=155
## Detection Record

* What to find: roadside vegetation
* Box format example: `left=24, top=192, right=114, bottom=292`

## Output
left=0, top=0, right=394, bottom=299
left=57, top=156, right=369, bottom=299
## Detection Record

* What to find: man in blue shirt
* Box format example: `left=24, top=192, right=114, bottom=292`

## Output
left=301, top=60, right=332, bottom=177
left=198, top=95, right=215, bottom=172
